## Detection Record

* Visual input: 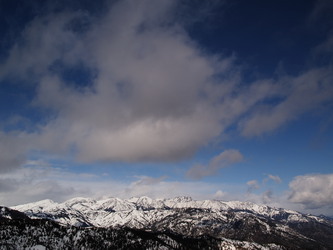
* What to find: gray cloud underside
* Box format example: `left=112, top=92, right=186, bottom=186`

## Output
left=0, top=0, right=333, bottom=171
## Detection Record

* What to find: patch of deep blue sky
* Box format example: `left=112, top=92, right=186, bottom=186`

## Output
left=1, top=0, right=333, bottom=185
left=184, top=0, right=330, bottom=76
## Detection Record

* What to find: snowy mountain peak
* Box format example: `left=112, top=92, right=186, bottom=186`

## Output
left=95, top=197, right=135, bottom=212
left=9, top=196, right=266, bottom=215
left=64, top=197, right=95, bottom=206
left=13, top=199, right=57, bottom=211
left=7, top=196, right=333, bottom=249
left=11, top=196, right=321, bottom=227
left=171, top=196, right=193, bottom=203
left=136, top=196, right=153, bottom=204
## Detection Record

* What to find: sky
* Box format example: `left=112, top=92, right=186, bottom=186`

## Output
left=0, top=0, right=332, bottom=216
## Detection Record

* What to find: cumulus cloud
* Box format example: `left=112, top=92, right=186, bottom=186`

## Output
left=288, top=173, right=333, bottom=209
left=0, top=0, right=333, bottom=172
left=1, top=0, right=232, bottom=165
left=186, top=149, right=243, bottom=180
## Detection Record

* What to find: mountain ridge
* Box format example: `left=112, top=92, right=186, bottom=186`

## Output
left=4, top=196, right=333, bottom=249
left=11, top=196, right=326, bottom=225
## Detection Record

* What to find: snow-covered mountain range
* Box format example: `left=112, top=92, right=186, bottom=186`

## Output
left=1, top=196, right=333, bottom=249
left=11, top=196, right=325, bottom=228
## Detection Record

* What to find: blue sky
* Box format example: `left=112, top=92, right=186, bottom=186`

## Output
left=0, top=0, right=333, bottom=216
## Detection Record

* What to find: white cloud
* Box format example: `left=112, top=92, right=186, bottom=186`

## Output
left=213, top=190, right=227, bottom=199
left=288, top=173, right=333, bottom=209
left=2, top=160, right=333, bottom=216
left=0, top=163, right=232, bottom=206
left=0, top=0, right=332, bottom=173
left=266, top=174, right=282, bottom=184
left=123, top=175, right=227, bottom=200
left=186, top=149, right=243, bottom=180
left=12, top=0, right=232, bottom=164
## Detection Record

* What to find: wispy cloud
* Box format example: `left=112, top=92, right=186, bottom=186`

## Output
left=265, top=174, right=282, bottom=184
left=246, top=180, right=260, bottom=193
left=240, top=68, right=333, bottom=137
left=186, top=149, right=243, bottom=180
